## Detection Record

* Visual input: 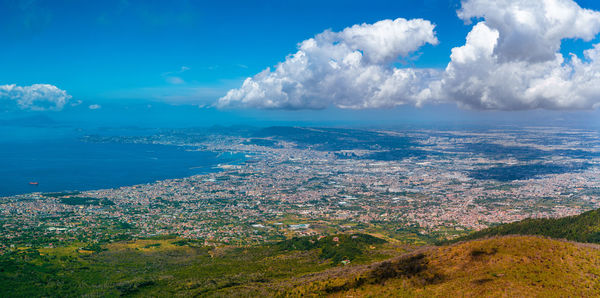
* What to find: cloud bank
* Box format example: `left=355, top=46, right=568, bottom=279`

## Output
left=218, top=18, right=439, bottom=109
left=0, top=84, right=72, bottom=111
left=220, top=0, right=600, bottom=111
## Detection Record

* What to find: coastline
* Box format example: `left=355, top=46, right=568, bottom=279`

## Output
left=0, top=140, right=246, bottom=198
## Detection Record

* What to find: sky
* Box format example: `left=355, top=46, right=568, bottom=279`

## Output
left=3, top=0, right=600, bottom=127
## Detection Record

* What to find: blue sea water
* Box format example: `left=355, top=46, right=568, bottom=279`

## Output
left=0, top=126, right=240, bottom=197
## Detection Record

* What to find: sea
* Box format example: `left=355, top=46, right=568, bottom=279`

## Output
left=0, top=125, right=242, bottom=197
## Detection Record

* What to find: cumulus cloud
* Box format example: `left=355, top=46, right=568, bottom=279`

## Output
left=88, top=104, right=101, bottom=110
left=0, top=84, right=72, bottom=111
left=220, top=0, right=600, bottom=111
left=218, top=18, right=439, bottom=109
left=457, top=0, right=600, bottom=63
left=440, top=0, right=600, bottom=110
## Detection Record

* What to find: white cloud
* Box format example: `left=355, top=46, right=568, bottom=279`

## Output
left=218, top=18, right=439, bottom=109
left=88, top=104, right=101, bottom=110
left=0, top=84, right=72, bottom=111
left=457, top=0, right=600, bottom=63
left=439, top=0, right=600, bottom=110
left=220, top=0, right=600, bottom=111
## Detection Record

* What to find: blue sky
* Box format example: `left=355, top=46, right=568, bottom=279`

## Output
left=3, top=0, right=600, bottom=127
left=0, top=0, right=465, bottom=99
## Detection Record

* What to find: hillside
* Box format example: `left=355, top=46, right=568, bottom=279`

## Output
left=5, top=207, right=600, bottom=298
left=451, top=208, right=600, bottom=244
left=0, top=234, right=404, bottom=297
left=2, top=232, right=600, bottom=296
left=287, top=236, right=600, bottom=297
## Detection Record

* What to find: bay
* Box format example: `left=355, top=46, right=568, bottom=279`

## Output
left=0, top=132, right=238, bottom=197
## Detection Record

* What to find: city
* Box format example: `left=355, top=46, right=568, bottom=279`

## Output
left=2, top=126, right=599, bottom=252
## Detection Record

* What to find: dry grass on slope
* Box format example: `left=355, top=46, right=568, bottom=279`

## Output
left=286, top=236, right=600, bottom=297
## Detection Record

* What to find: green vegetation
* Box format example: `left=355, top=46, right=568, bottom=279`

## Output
left=3, top=230, right=600, bottom=296
left=275, top=233, right=386, bottom=264
left=60, top=197, right=115, bottom=206
left=5, top=208, right=600, bottom=297
left=450, top=208, right=600, bottom=244
left=0, top=234, right=397, bottom=297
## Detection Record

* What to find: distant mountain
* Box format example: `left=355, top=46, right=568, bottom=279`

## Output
left=252, top=126, right=420, bottom=155
left=450, top=208, right=600, bottom=244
